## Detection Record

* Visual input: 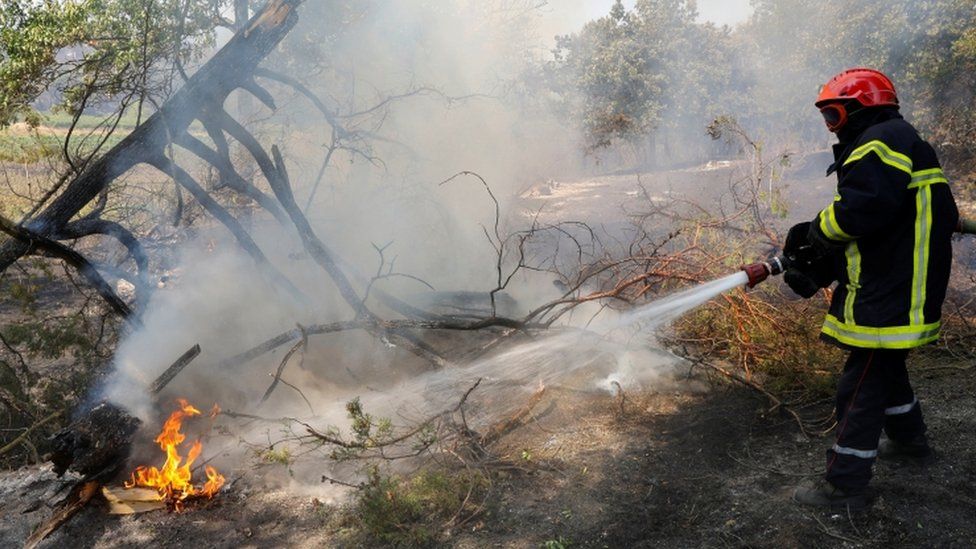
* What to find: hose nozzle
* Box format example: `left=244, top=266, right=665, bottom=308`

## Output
left=741, top=256, right=788, bottom=288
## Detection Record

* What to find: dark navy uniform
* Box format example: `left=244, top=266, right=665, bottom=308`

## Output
left=807, top=110, right=958, bottom=489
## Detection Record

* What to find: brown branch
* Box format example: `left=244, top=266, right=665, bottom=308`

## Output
left=301, top=378, right=483, bottom=450
left=0, top=411, right=61, bottom=457
left=24, top=481, right=101, bottom=549
left=479, top=384, right=546, bottom=446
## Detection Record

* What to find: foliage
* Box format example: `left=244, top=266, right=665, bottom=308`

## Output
left=356, top=465, right=489, bottom=546
left=541, top=538, right=572, bottom=549
left=0, top=0, right=224, bottom=128
left=258, top=446, right=292, bottom=466
left=0, top=133, right=60, bottom=163
left=0, top=131, right=127, bottom=164
left=548, top=0, right=737, bottom=155
left=550, top=0, right=976, bottom=168
left=0, top=260, right=119, bottom=469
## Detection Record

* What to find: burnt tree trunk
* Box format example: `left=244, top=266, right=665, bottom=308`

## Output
left=49, top=403, right=142, bottom=481
left=0, top=0, right=305, bottom=272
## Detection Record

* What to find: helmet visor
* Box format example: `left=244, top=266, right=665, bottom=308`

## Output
left=820, top=103, right=847, bottom=132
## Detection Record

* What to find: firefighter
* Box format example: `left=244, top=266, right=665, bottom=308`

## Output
left=785, top=68, right=959, bottom=509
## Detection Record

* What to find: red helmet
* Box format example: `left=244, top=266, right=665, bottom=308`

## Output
left=815, top=68, right=898, bottom=132
left=815, top=68, right=898, bottom=108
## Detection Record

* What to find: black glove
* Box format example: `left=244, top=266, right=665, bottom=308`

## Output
left=784, top=222, right=819, bottom=271
left=781, top=221, right=839, bottom=298
left=784, top=268, right=821, bottom=298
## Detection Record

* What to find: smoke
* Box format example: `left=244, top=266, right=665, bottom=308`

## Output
left=100, top=2, right=642, bottom=429
left=94, top=0, right=831, bottom=487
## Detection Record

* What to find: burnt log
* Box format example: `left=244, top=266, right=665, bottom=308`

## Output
left=0, top=0, right=306, bottom=273
left=49, top=402, right=141, bottom=481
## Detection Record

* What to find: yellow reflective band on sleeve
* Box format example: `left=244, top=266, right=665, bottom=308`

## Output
left=908, top=167, right=949, bottom=189
left=844, top=140, right=913, bottom=175
left=844, top=242, right=861, bottom=324
left=818, top=203, right=854, bottom=242
left=909, top=185, right=933, bottom=325
left=822, top=314, right=941, bottom=349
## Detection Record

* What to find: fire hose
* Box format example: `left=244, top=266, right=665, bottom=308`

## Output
left=739, top=217, right=976, bottom=289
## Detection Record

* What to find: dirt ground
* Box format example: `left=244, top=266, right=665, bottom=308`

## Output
left=4, top=157, right=976, bottom=547
left=455, top=354, right=976, bottom=548
left=3, top=353, right=975, bottom=548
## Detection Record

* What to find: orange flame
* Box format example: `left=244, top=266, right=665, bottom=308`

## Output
left=125, top=399, right=225, bottom=509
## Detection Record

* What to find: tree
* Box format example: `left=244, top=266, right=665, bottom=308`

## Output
left=548, top=0, right=735, bottom=163
left=550, top=0, right=668, bottom=151
left=0, top=0, right=225, bottom=130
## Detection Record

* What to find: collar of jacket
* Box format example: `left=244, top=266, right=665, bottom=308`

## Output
left=826, top=107, right=904, bottom=176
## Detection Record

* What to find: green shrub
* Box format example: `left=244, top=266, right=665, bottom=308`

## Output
left=357, top=466, right=489, bottom=546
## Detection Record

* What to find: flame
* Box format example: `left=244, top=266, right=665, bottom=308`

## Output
left=125, top=399, right=225, bottom=509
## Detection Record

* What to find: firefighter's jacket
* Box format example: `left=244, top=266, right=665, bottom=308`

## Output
left=811, top=117, right=958, bottom=350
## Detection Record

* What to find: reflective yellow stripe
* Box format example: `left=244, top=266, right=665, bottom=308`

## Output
left=844, top=140, right=913, bottom=175
left=822, top=314, right=941, bottom=349
left=909, top=185, right=932, bottom=325
left=908, top=167, right=948, bottom=189
left=844, top=242, right=861, bottom=324
left=818, top=204, right=854, bottom=241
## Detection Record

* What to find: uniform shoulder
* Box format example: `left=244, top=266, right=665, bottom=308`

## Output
left=855, top=118, right=918, bottom=153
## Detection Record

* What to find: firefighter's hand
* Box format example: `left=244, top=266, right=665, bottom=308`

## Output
left=784, top=222, right=821, bottom=270
left=784, top=268, right=820, bottom=299
left=784, top=222, right=811, bottom=254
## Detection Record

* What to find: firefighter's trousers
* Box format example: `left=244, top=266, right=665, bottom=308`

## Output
left=825, top=348, right=926, bottom=490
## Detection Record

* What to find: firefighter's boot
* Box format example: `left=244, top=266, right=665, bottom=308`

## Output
left=877, top=436, right=934, bottom=466
left=792, top=480, right=875, bottom=510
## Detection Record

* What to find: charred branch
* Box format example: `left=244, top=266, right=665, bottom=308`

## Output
left=211, top=111, right=368, bottom=317
left=259, top=326, right=306, bottom=405
left=175, top=131, right=289, bottom=225
left=148, top=344, right=202, bottom=395
left=216, top=112, right=371, bottom=318
left=0, top=215, right=136, bottom=323
left=253, top=68, right=343, bottom=129
left=55, top=218, right=151, bottom=295
left=146, top=154, right=306, bottom=303
left=216, top=316, right=532, bottom=372
left=49, top=402, right=142, bottom=480
left=241, top=78, right=277, bottom=110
